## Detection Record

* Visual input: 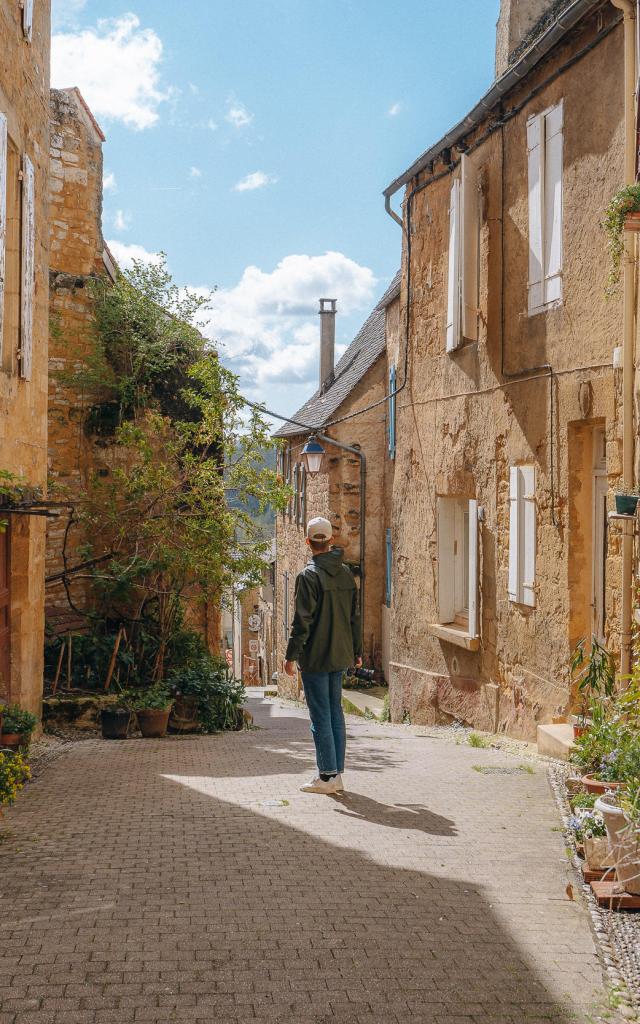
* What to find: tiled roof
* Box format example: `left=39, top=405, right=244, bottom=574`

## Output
left=274, top=272, right=401, bottom=438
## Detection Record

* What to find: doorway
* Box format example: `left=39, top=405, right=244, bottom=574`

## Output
left=591, top=427, right=607, bottom=642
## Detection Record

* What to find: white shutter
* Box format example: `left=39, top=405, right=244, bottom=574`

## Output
left=543, top=101, right=563, bottom=306
left=527, top=113, right=544, bottom=315
left=20, top=153, right=35, bottom=381
left=521, top=465, right=536, bottom=607
left=508, top=467, right=520, bottom=602
left=468, top=499, right=479, bottom=638
left=22, top=0, right=34, bottom=41
left=445, top=178, right=461, bottom=352
left=0, top=114, right=7, bottom=358
left=438, top=498, right=455, bottom=623
left=461, top=154, right=479, bottom=342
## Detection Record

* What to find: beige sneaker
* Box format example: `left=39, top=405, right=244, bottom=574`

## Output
left=335, top=774, right=345, bottom=792
left=300, top=776, right=339, bottom=794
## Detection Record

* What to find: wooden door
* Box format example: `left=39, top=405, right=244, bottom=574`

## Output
left=0, top=527, right=10, bottom=698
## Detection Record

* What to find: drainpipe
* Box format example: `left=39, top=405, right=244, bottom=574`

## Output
left=314, top=432, right=366, bottom=654
left=612, top=0, right=637, bottom=677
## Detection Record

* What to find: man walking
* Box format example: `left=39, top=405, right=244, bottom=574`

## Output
left=284, top=517, right=362, bottom=794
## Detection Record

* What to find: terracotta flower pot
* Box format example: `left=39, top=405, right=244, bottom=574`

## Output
left=583, top=836, right=615, bottom=871
left=595, top=796, right=640, bottom=895
left=100, top=709, right=131, bottom=740
left=624, top=211, right=640, bottom=233
left=573, top=724, right=588, bottom=739
left=0, top=731, right=28, bottom=751
left=169, top=696, right=200, bottom=733
left=137, top=708, right=171, bottom=738
left=581, top=773, right=626, bottom=795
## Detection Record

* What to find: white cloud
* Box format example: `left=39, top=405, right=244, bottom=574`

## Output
left=233, top=171, right=277, bottom=193
left=225, top=100, right=253, bottom=129
left=51, top=14, right=170, bottom=130
left=113, top=210, right=131, bottom=232
left=103, top=170, right=117, bottom=193
left=52, top=0, right=87, bottom=29
left=387, top=102, right=402, bottom=117
left=189, top=166, right=202, bottom=179
left=204, top=252, right=377, bottom=392
left=106, top=240, right=162, bottom=270
left=188, top=82, right=200, bottom=96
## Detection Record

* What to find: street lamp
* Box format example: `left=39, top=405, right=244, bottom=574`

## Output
left=301, top=436, right=326, bottom=475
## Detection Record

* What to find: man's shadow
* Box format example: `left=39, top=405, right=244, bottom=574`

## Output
left=329, top=791, right=457, bottom=837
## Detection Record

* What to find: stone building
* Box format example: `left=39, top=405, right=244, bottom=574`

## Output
left=0, top=1, right=51, bottom=715
left=382, top=0, right=630, bottom=738
left=238, top=541, right=276, bottom=686
left=274, top=279, right=399, bottom=697
left=46, top=87, right=116, bottom=625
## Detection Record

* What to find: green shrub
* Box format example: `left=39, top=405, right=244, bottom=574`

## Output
left=1, top=705, right=38, bottom=736
left=168, top=656, right=245, bottom=733
left=127, top=683, right=173, bottom=711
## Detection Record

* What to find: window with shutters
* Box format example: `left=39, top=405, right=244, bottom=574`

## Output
left=446, top=154, right=480, bottom=352
left=299, top=464, right=307, bottom=528
left=508, top=465, right=536, bottom=607
left=20, top=153, right=35, bottom=381
left=22, top=0, right=34, bottom=41
left=388, top=364, right=396, bottom=459
left=527, top=101, right=563, bottom=316
left=293, top=463, right=300, bottom=526
left=2, top=137, right=20, bottom=375
left=385, top=528, right=392, bottom=608
left=434, top=497, right=479, bottom=640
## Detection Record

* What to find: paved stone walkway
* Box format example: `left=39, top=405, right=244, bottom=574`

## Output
left=0, top=692, right=616, bottom=1023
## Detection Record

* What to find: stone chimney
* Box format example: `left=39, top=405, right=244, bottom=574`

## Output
left=319, top=298, right=336, bottom=393
left=495, top=0, right=551, bottom=77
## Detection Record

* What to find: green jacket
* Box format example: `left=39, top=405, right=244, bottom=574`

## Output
left=285, top=548, right=362, bottom=672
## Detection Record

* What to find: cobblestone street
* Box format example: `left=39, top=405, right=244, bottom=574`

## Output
left=0, top=692, right=617, bottom=1023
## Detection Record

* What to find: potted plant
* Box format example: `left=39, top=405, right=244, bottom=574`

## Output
left=568, top=811, right=613, bottom=871
left=614, top=488, right=640, bottom=517
left=604, top=183, right=640, bottom=293
left=570, top=638, right=615, bottom=739
left=168, top=656, right=245, bottom=734
left=595, top=783, right=640, bottom=895
left=0, top=704, right=38, bottom=751
left=100, top=698, right=133, bottom=741
left=131, top=684, right=173, bottom=738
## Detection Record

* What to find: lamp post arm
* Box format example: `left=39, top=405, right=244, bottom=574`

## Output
left=314, top=432, right=366, bottom=654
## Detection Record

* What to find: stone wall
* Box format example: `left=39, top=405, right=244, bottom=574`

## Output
left=388, top=14, right=624, bottom=739
left=275, top=350, right=391, bottom=698
left=0, top=1, right=51, bottom=715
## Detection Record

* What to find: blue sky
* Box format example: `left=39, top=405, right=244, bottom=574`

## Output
left=52, top=0, right=499, bottom=419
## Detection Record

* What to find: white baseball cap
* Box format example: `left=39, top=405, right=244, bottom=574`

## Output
left=306, top=516, right=333, bottom=542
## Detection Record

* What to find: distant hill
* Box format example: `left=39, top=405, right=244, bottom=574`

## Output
left=227, top=445, right=277, bottom=539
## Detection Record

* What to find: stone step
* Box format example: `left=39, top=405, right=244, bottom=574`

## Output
left=536, top=723, right=575, bottom=760
left=342, top=688, right=386, bottom=720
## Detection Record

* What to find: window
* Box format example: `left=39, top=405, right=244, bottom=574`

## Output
left=0, top=115, right=6, bottom=361
left=436, top=497, right=478, bottom=637
left=283, top=571, right=290, bottom=637
left=299, top=464, right=307, bottom=527
left=22, top=0, right=34, bottom=41
left=385, top=528, right=392, bottom=608
left=508, top=465, right=536, bottom=607
left=446, top=153, right=480, bottom=352
left=388, top=364, right=396, bottom=459
left=527, top=101, right=563, bottom=315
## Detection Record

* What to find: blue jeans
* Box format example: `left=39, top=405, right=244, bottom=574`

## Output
left=300, top=670, right=346, bottom=775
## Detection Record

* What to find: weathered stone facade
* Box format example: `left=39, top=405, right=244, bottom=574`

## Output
left=0, top=1, right=51, bottom=715
left=385, top=6, right=625, bottom=738
left=275, top=289, right=399, bottom=698
left=46, top=88, right=112, bottom=625
left=238, top=544, right=276, bottom=685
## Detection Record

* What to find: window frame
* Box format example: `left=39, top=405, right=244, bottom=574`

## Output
left=527, top=100, right=564, bottom=317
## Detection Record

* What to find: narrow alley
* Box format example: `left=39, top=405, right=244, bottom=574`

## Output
left=0, top=693, right=612, bottom=1024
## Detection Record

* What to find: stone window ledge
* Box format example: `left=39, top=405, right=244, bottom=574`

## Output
left=427, top=622, right=480, bottom=651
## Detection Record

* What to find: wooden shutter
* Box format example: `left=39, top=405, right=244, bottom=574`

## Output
left=527, top=113, right=544, bottom=315
left=438, top=498, right=456, bottom=622
left=461, top=154, right=479, bottom=342
left=388, top=363, right=396, bottom=459
left=293, top=463, right=300, bottom=525
left=0, top=114, right=7, bottom=357
left=20, top=153, right=35, bottom=381
left=445, top=178, right=461, bottom=351
left=508, top=467, right=520, bottom=602
left=300, top=464, right=307, bottom=527
left=22, top=0, right=34, bottom=41
left=468, top=499, right=479, bottom=638
left=521, top=465, right=536, bottom=607
left=385, top=528, right=392, bottom=608
left=543, top=102, right=563, bottom=306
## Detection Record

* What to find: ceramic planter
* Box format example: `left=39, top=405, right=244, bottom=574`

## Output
left=0, top=731, right=29, bottom=751
left=595, top=795, right=640, bottom=895
left=169, top=696, right=200, bottom=733
left=137, top=708, right=171, bottom=738
left=614, top=493, right=640, bottom=516
left=100, top=708, right=131, bottom=740
left=581, top=773, right=626, bottom=795
left=583, top=835, right=615, bottom=871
